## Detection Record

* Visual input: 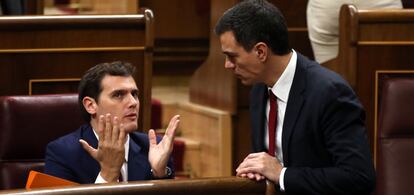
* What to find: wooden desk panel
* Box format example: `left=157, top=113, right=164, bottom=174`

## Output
left=0, top=12, right=154, bottom=131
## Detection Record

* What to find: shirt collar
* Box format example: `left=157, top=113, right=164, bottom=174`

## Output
left=92, top=128, right=130, bottom=162
left=269, top=49, right=297, bottom=103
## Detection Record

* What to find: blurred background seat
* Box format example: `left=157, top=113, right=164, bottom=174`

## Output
left=0, top=94, right=82, bottom=190
left=377, top=77, right=414, bottom=195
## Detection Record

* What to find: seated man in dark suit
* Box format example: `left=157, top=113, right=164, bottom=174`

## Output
left=45, top=61, right=180, bottom=183
left=215, top=0, right=375, bottom=194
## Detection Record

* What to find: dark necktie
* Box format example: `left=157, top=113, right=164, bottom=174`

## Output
left=268, top=90, right=277, bottom=157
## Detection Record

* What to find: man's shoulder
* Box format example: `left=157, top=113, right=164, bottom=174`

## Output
left=297, top=53, right=350, bottom=89
left=47, top=124, right=90, bottom=150
left=130, top=131, right=148, bottom=139
left=130, top=131, right=150, bottom=145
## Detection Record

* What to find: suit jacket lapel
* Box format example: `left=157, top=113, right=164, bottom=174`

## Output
left=282, top=54, right=306, bottom=165
left=127, top=134, right=146, bottom=181
left=251, top=84, right=268, bottom=152
left=80, top=124, right=100, bottom=182
left=82, top=124, right=98, bottom=149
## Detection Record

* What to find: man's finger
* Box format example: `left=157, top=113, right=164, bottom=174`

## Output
left=104, top=113, right=112, bottom=141
left=247, top=172, right=255, bottom=180
left=97, top=115, right=105, bottom=141
left=255, top=173, right=263, bottom=181
left=163, top=123, right=177, bottom=147
left=245, top=152, right=266, bottom=159
left=148, top=129, right=157, bottom=147
left=166, top=120, right=178, bottom=138
left=165, top=115, right=180, bottom=138
left=79, top=139, right=98, bottom=159
left=237, top=157, right=259, bottom=170
left=112, top=116, right=120, bottom=143
left=118, top=123, right=126, bottom=145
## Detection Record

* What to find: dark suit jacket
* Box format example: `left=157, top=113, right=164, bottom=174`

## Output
left=44, top=124, right=174, bottom=184
left=250, top=53, right=375, bottom=194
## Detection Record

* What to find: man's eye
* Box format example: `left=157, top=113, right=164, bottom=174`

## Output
left=228, top=56, right=236, bottom=63
left=113, top=92, right=123, bottom=98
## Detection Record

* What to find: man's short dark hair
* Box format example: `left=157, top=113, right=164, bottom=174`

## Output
left=215, top=0, right=290, bottom=55
left=78, top=61, right=136, bottom=122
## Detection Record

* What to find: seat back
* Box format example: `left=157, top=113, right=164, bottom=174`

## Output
left=0, top=94, right=83, bottom=190
left=337, top=4, right=414, bottom=151
left=377, top=78, right=414, bottom=195
left=0, top=10, right=154, bottom=132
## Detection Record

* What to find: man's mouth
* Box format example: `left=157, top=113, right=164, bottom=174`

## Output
left=125, top=113, right=137, bottom=120
left=235, top=73, right=244, bottom=80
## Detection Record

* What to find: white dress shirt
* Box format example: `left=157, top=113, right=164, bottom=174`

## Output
left=265, top=49, right=297, bottom=191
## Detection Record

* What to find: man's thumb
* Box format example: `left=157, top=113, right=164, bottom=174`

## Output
left=79, top=139, right=98, bottom=159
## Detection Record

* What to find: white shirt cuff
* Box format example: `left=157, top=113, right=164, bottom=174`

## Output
left=279, top=167, right=287, bottom=191
left=95, top=172, right=108, bottom=184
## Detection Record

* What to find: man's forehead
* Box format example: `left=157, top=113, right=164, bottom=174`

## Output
left=101, top=74, right=134, bottom=82
left=220, top=31, right=237, bottom=44
left=101, top=75, right=138, bottom=90
left=220, top=31, right=245, bottom=53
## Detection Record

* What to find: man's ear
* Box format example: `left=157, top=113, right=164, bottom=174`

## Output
left=254, top=42, right=268, bottom=62
left=82, top=96, right=97, bottom=115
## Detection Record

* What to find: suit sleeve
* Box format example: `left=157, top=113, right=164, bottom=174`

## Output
left=44, top=141, right=79, bottom=183
left=166, top=155, right=175, bottom=179
left=284, top=82, right=376, bottom=194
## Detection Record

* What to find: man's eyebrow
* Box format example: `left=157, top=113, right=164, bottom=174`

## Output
left=116, top=88, right=139, bottom=93
left=110, top=89, right=127, bottom=95
left=223, top=51, right=237, bottom=56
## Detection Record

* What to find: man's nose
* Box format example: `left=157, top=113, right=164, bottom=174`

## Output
left=127, top=94, right=138, bottom=107
left=224, top=59, right=235, bottom=69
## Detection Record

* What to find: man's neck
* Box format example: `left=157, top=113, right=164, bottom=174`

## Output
left=264, top=51, right=293, bottom=87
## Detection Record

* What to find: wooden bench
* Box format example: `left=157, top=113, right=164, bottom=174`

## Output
left=0, top=9, right=154, bottom=131
left=333, top=4, right=414, bottom=149
left=0, top=177, right=276, bottom=195
left=375, top=71, right=414, bottom=195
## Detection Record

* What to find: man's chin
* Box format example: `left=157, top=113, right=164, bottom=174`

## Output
left=123, top=123, right=138, bottom=133
left=240, top=79, right=253, bottom=86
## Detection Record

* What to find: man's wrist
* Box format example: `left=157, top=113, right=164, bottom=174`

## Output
left=100, top=167, right=121, bottom=182
left=151, top=166, right=172, bottom=178
left=95, top=172, right=108, bottom=183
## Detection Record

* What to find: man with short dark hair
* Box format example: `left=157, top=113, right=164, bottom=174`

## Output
left=215, top=0, right=375, bottom=194
left=45, top=61, right=179, bottom=183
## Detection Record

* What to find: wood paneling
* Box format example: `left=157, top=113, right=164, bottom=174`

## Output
left=356, top=46, right=414, bottom=150
left=140, top=0, right=210, bottom=76
left=270, top=0, right=313, bottom=59
left=0, top=11, right=154, bottom=131
left=337, top=4, right=414, bottom=150
left=1, top=177, right=275, bottom=195
left=29, top=78, right=80, bottom=95
left=190, top=0, right=238, bottom=113
left=162, top=102, right=233, bottom=177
